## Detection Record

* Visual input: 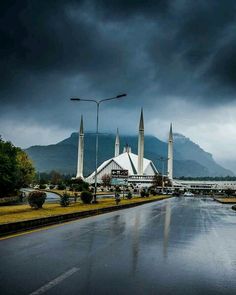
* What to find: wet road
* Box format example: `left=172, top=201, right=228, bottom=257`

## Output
left=0, top=197, right=235, bottom=295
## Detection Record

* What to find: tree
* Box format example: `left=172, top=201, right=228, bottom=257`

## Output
left=101, top=174, right=112, bottom=187
left=50, top=170, right=62, bottom=185
left=225, top=188, right=233, bottom=197
left=71, top=177, right=89, bottom=191
left=0, top=137, right=18, bottom=197
left=16, top=148, right=35, bottom=188
left=0, top=137, right=35, bottom=197
left=152, top=174, right=162, bottom=187
left=152, top=174, right=171, bottom=188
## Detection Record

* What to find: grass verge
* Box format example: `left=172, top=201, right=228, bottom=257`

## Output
left=0, top=195, right=170, bottom=224
left=215, top=197, right=236, bottom=204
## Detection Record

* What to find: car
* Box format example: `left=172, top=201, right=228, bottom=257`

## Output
left=183, top=192, right=194, bottom=196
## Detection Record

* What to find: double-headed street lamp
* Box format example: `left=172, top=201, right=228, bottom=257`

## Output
left=71, top=93, right=127, bottom=203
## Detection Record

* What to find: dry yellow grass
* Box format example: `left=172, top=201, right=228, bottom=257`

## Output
left=0, top=195, right=169, bottom=224
left=216, top=197, right=236, bottom=204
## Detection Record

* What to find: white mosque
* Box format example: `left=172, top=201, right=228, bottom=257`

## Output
left=75, top=109, right=174, bottom=188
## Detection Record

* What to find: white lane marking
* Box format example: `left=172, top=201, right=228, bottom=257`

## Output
left=29, top=267, right=79, bottom=295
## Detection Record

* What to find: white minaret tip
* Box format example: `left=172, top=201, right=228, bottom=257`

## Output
left=139, top=108, right=144, bottom=131
left=169, top=123, right=173, bottom=141
left=114, top=128, right=120, bottom=157
left=138, top=108, right=144, bottom=175
left=115, top=128, right=119, bottom=144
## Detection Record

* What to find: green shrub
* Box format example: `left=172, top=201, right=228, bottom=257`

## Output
left=145, top=192, right=150, bottom=197
left=28, top=191, right=46, bottom=209
left=149, top=189, right=156, bottom=196
left=126, top=192, right=132, bottom=199
left=60, top=193, right=70, bottom=207
left=39, top=184, right=46, bottom=189
left=140, top=190, right=146, bottom=197
left=115, top=186, right=121, bottom=192
left=57, top=183, right=66, bottom=190
left=71, top=179, right=89, bottom=192
left=80, top=191, right=93, bottom=204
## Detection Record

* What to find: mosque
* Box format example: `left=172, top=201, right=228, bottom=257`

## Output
left=75, top=109, right=174, bottom=188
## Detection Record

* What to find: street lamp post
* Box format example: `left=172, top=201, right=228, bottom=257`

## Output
left=157, top=156, right=169, bottom=193
left=71, top=94, right=127, bottom=203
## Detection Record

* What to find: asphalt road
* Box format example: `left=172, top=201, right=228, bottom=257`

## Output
left=0, top=197, right=235, bottom=295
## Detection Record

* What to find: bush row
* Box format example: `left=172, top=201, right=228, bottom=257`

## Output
left=27, top=190, right=95, bottom=209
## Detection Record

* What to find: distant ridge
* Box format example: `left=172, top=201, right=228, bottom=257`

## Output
left=25, top=132, right=233, bottom=177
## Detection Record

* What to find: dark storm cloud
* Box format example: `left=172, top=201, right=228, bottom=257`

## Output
left=92, top=0, right=170, bottom=19
left=0, top=1, right=126, bottom=92
left=1, top=0, right=236, bottom=122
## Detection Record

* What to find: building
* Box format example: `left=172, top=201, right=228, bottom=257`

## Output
left=85, top=146, right=158, bottom=187
left=85, top=109, right=159, bottom=187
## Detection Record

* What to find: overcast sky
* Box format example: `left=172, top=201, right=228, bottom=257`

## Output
left=1, top=0, right=236, bottom=172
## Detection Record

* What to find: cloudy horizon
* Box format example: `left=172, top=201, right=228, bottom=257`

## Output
left=1, top=1, right=236, bottom=173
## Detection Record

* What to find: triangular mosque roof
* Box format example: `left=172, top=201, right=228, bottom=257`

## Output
left=86, top=151, right=158, bottom=180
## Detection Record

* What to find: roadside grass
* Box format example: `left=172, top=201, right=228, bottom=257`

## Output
left=215, top=197, right=236, bottom=204
left=0, top=195, right=169, bottom=224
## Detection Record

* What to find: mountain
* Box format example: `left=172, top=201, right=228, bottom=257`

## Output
left=25, top=132, right=233, bottom=177
left=173, top=133, right=233, bottom=176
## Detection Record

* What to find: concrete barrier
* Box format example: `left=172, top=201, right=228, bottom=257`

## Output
left=0, top=196, right=170, bottom=237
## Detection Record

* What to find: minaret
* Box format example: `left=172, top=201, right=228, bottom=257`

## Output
left=138, top=108, right=144, bottom=175
left=76, top=116, right=84, bottom=179
left=167, top=123, right=173, bottom=181
left=114, top=128, right=120, bottom=157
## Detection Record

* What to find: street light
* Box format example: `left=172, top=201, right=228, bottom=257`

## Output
left=71, top=93, right=127, bottom=203
left=157, top=156, right=169, bottom=193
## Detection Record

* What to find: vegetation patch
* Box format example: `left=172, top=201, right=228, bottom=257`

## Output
left=215, top=197, right=236, bottom=204
left=80, top=191, right=93, bottom=204
left=60, top=193, right=70, bottom=207
left=0, top=195, right=170, bottom=224
left=28, top=191, right=47, bottom=209
left=0, top=137, right=35, bottom=198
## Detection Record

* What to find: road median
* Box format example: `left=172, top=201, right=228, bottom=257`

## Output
left=0, top=196, right=171, bottom=237
left=214, top=197, right=236, bottom=204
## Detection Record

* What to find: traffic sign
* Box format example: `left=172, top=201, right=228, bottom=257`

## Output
left=111, top=169, right=128, bottom=178
left=111, top=179, right=127, bottom=185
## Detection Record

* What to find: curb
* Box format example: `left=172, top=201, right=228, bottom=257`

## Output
left=0, top=197, right=170, bottom=237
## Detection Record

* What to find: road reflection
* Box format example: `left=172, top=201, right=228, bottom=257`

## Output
left=163, top=200, right=172, bottom=258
